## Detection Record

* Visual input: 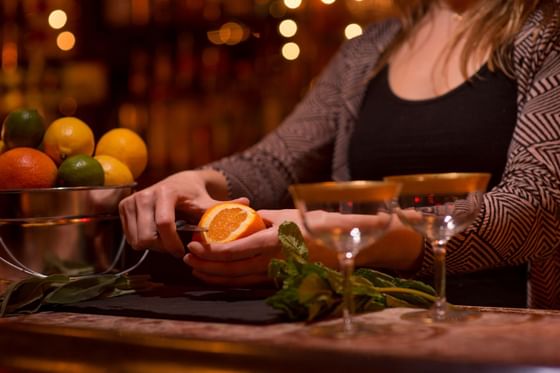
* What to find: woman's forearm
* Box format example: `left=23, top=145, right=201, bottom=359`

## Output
left=356, top=217, right=424, bottom=272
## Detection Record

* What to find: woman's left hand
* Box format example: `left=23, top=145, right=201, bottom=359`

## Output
left=183, top=209, right=303, bottom=287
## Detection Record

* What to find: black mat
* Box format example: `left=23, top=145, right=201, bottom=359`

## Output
left=57, top=285, right=286, bottom=325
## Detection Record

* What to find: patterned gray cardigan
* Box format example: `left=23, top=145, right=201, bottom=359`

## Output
left=209, top=8, right=560, bottom=309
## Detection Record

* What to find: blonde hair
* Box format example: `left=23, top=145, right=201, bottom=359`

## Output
left=379, top=0, right=556, bottom=77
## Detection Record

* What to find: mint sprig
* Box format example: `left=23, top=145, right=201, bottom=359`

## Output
left=266, top=221, right=436, bottom=322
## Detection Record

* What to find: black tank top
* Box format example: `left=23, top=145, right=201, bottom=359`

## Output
left=349, top=64, right=517, bottom=189
left=349, top=64, right=527, bottom=307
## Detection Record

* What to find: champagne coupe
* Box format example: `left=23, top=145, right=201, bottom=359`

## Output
left=383, top=173, right=490, bottom=323
left=289, top=181, right=401, bottom=337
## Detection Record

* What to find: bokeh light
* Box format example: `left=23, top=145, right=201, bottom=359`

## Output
left=321, top=0, right=336, bottom=4
left=207, top=22, right=249, bottom=45
left=56, top=31, right=76, bottom=51
left=278, top=19, right=297, bottom=38
left=283, top=0, right=302, bottom=10
left=344, top=23, right=363, bottom=39
left=48, top=9, right=67, bottom=29
left=281, top=42, right=300, bottom=60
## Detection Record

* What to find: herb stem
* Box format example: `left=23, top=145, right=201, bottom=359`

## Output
left=375, top=287, right=437, bottom=302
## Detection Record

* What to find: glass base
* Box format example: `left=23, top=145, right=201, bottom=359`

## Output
left=401, top=307, right=480, bottom=323
left=308, top=320, right=392, bottom=339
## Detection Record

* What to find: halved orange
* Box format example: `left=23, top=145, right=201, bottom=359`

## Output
left=197, top=202, right=266, bottom=244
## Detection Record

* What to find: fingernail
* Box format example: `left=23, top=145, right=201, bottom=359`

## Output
left=184, top=253, right=192, bottom=264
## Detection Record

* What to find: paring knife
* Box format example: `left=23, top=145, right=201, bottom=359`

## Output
left=175, top=220, right=208, bottom=232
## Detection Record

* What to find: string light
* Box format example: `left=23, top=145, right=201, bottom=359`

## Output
left=283, top=0, right=302, bottom=10
left=207, top=22, right=249, bottom=45
left=278, top=19, right=297, bottom=38
left=56, top=31, right=75, bottom=51
left=344, top=23, right=363, bottom=39
left=48, top=9, right=67, bottom=29
left=282, top=42, right=300, bottom=60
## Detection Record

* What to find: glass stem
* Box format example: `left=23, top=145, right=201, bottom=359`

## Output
left=338, top=251, right=355, bottom=334
left=431, top=239, right=448, bottom=321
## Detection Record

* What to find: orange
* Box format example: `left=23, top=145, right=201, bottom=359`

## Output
left=43, top=117, right=95, bottom=164
left=94, top=154, right=134, bottom=186
left=197, top=202, right=266, bottom=243
left=0, top=147, right=57, bottom=189
left=94, top=128, right=148, bottom=180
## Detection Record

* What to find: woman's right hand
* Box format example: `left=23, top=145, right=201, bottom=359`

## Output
left=118, top=169, right=242, bottom=258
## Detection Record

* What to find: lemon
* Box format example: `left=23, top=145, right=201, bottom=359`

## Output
left=43, top=117, right=95, bottom=165
left=94, top=155, right=134, bottom=186
left=1, top=108, right=45, bottom=150
left=95, top=128, right=148, bottom=179
left=57, top=154, right=105, bottom=187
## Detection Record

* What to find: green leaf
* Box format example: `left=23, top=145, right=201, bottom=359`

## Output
left=354, top=268, right=397, bottom=287
left=307, top=294, right=337, bottom=321
left=278, top=221, right=308, bottom=262
left=385, top=294, right=417, bottom=308
left=1, top=275, right=69, bottom=316
left=44, top=275, right=119, bottom=304
left=0, top=274, right=157, bottom=317
left=298, top=273, right=331, bottom=304
left=396, top=278, right=436, bottom=296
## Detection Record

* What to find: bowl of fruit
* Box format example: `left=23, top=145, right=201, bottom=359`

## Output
left=0, top=108, right=148, bottom=280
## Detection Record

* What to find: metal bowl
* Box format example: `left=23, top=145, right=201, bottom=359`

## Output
left=0, top=185, right=137, bottom=281
left=0, top=184, right=136, bottom=224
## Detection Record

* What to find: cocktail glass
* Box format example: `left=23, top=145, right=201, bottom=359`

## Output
left=289, top=180, right=401, bottom=337
left=384, top=172, right=490, bottom=323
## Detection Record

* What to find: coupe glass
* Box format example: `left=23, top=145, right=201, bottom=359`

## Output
left=384, top=173, right=490, bottom=323
left=289, top=180, right=401, bottom=337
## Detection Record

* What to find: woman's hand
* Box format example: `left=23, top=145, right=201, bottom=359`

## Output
left=119, top=169, right=242, bottom=258
left=183, top=209, right=339, bottom=287
left=183, top=207, right=424, bottom=287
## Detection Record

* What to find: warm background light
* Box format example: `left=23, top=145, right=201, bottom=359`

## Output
left=207, top=22, right=248, bottom=45
left=278, top=19, right=297, bottom=38
left=48, top=9, right=68, bottom=29
left=283, top=0, right=302, bottom=10
left=0, top=0, right=399, bottom=184
left=56, top=31, right=76, bottom=51
left=281, top=42, right=300, bottom=60
left=344, top=23, right=363, bottom=39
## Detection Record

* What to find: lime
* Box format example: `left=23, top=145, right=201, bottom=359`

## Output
left=57, top=154, right=105, bottom=187
left=1, top=108, right=45, bottom=150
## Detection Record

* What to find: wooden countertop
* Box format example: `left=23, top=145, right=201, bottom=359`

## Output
left=1, top=305, right=559, bottom=372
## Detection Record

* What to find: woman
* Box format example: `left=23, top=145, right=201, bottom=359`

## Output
left=119, top=0, right=560, bottom=308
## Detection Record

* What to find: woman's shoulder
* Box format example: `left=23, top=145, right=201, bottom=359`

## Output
left=516, top=2, right=559, bottom=47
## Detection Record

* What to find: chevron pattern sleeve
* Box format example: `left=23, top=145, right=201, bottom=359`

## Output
left=416, top=9, right=560, bottom=309
left=204, top=22, right=396, bottom=210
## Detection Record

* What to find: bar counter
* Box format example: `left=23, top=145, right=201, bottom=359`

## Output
left=1, top=302, right=560, bottom=372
